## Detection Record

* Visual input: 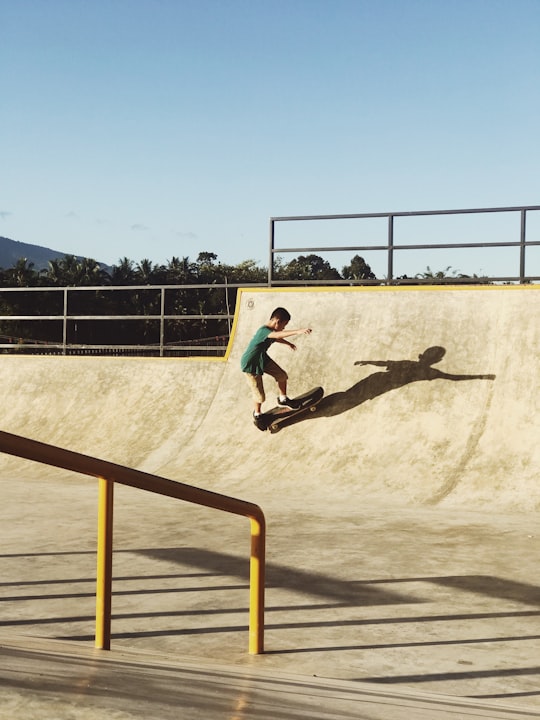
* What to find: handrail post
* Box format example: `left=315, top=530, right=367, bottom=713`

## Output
left=159, top=287, right=165, bottom=357
left=0, top=429, right=265, bottom=656
left=387, top=214, right=394, bottom=284
left=268, top=218, right=275, bottom=286
left=62, top=288, right=68, bottom=355
left=95, top=477, right=114, bottom=649
left=519, top=209, right=526, bottom=283
left=249, top=515, right=266, bottom=654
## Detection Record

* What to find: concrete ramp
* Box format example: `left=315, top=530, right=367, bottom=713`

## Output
left=2, top=285, right=540, bottom=709
left=1, top=285, right=539, bottom=511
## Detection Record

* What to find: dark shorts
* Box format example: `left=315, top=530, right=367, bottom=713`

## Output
left=244, top=358, right=288, bottom=404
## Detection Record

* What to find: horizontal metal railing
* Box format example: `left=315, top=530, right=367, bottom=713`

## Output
left=0, top=282, right=262, bottom=356
left=1, top=205, right=539, bottom=355
left=0, top=429, right=266, bottom=654
left=269, top=204, right=540, bottom=284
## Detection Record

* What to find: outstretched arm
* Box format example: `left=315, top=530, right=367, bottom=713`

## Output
left=354, top=360, right=389, bottom=368
left=269, top=327, right=312, bottom=350
left=434, top=370, right=496, bottom=381
left=269, top=327, right=312, bottom=340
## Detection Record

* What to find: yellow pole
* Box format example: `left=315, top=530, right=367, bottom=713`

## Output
left=0, top=430, right=267, bottom=655
left=95, top=477, right=114, bottom=649
left=248, top=515, right=265, bottom=654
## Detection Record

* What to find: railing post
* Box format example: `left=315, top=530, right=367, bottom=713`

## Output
left=249, top=515, right=266, bottom=654
left=62, top=288, right=68, bottom=355
left=96, top=477, right=114, bottom=650
left=268, top=218, right=275, bottom=286
left=520, top=209, right=527, bottom=283
left=387, top=214, right=394, bottom=284
left=159, top=287, right=165, bottom=357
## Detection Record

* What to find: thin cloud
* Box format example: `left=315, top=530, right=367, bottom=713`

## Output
left=131, top=223, right=149, bottom=231
left=0, top=211, right=13, bottom=220
left=175, top=230, right=198, bottom=240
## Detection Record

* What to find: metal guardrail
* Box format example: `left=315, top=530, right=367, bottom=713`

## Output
left=0, top=282, right=263, bottom=356
left=0, top=429, right=266, bottom=654
left=1, top=205, right=539, bottom=355
left=269, top=204, right=540, bottom=284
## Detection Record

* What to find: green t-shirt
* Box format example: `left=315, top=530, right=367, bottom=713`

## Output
left=240, top=325, right=274, bottom=375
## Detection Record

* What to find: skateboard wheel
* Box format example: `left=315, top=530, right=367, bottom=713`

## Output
left=269, top=424, right=280, bottom=433
left=309, top=405, right=317, bottom=412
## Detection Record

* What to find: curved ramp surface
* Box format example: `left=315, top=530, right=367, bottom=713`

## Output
left=2, top=285, right=538, bottom=510
left=159, top=285, right=540, bottom=511
left=1, top=285, right=540, bottom=708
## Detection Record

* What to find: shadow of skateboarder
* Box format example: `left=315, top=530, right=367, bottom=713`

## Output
left=318, top=345, right=496, bottom=418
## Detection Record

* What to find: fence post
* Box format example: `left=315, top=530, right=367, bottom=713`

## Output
left=62, top=288, right=68, bottom=355
left=160, top=287, right=165, bottom=357
left=249, top=514, right=266, bottom=654
left=520, top=210, right=527, bottom=283
left=96, top=477, right=114, bottom=649
left=268, top=218, right=275, bottom=286
left=387, top=214, right=394, bottom=283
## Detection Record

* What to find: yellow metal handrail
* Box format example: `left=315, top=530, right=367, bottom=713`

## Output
left=0, top=429, right=265, bottom=654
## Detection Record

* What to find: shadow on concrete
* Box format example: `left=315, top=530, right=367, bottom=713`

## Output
left=361, top=664, right=540, bottom=686
left=138, top=547, right=419, bottom=605
left=5, top=550, right=538, bottom=613
left=354, top=575, right=540, bottom=608
left=5, top=547, right=540, bottom=680
left=61, top=609, right=540, bottom=643
left=266, top=624, right=540, bottom=655
left=319, top=345, right=496, bottom=418
left=268, top=346, right=495, bottom=431
left=424, top=575, right=540, bottom=607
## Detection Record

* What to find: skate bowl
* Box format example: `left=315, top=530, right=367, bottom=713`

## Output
left=1, top=285, right=540, bottom=715
left=2, top=285, right=539, bottom=511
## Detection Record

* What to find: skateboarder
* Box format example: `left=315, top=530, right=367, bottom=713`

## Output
left=241, top=307, right=312, bottom=429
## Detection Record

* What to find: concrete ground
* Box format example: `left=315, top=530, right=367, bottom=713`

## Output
left=1, top=286, right=539, bottom=717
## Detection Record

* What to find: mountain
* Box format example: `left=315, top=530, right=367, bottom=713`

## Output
left=0, top=236, right=108, bottom=271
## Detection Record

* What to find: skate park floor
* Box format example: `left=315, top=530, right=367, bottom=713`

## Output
left=1, top=285, right=539, bottom=718
left=1, top=480, right=539, bottom=719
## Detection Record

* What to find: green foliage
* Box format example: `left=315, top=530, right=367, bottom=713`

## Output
left=414, top=266, right=490, bottom=284
left=342, top=255, right=376, bottom=281
left=275, top=254, right=342, bottom=282
left=0, top=250, right=271, bottom=347
left=415, top=265, right=457, bottom=281
left=0, top=250, right=487, bottom=348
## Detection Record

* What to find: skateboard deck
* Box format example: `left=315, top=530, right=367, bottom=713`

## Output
left=256, top=386, right=324, bottom=433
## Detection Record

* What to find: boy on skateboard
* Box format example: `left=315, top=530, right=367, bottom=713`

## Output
left=241, top=307, right=312, bottom=429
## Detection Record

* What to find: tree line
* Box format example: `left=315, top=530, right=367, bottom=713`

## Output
left=0, top=251, right=483, bottom=350
left=0, top=252, right=376, bottom=348
left=0, top=251, right=377, bottom=287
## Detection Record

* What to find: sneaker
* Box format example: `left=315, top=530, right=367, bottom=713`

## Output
left=277, top=396, right=301, bottom=410
left=253, top=412, right=266, bottom=431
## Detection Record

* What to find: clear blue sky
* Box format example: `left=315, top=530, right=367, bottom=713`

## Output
left=2, top=0, right=540, bottom=277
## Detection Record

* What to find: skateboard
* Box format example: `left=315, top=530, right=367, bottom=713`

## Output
left=255, top=386, right=324, bottom=433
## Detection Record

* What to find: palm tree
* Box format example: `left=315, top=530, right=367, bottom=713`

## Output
left=108, top=257, right=136, bottom=286
left=77, top=258, right=107, bottom=286
left=415, top=266, right=457, bottom=283
left=164, top=256, right=196, bottom=284
left=135, top=259, right=158, bottom=285
left=6, top=258, right=38, bottom=287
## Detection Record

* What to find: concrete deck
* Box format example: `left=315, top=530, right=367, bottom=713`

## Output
left=1, top=286, right=539, bottom=717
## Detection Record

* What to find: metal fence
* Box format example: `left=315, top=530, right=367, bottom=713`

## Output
left=1, top=205, right=539, bottom=356
left=269, top=204, right=540, bottom=284
left=0, top=283, right=260, bottom=356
